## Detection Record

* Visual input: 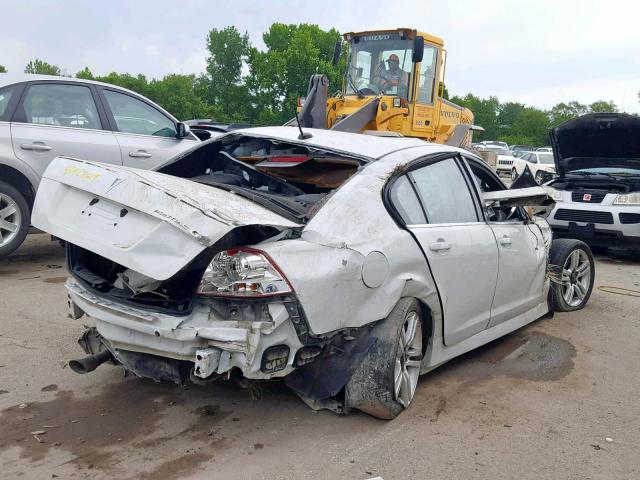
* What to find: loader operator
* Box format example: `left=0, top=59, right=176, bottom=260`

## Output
left=374, top=53, right=409, bottom=97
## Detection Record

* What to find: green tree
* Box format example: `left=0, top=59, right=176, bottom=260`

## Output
left=510, top=107, right=551, bottom=146
left=0, top=65, right=6, bottom=73
left=450, top=93, right=500, bottom=141
left=589, top=100, right=617, bottom=113
left=496, top=101, right=526, bottom=137
left=75, top=67, right=94, bottom=80
left=148, top=74, right=220, bottom=120
left=24, top=59, right=62, bottom=76
left=247, top=23, right=344, bottom=125
left=198, top=26, right=251, bottom=121
left=548, top=101, right=588, bottom=127
left=93, top=72, right=151, bottom=97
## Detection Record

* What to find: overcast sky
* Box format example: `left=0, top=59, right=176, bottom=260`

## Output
left=2, top=0, right=639, bottom=112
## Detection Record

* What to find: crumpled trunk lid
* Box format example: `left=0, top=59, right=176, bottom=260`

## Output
left=32, top=157, right=301, bottom=280
left=550, top=113, right=640, bottom=177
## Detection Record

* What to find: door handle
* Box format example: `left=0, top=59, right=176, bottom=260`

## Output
left=128, top=150, right=152, bottom=158
left=429, top=239, right=452, bottom=252
left=499, top=235, right=512, bottom=246
left=21, top=142, right=52, bottom=152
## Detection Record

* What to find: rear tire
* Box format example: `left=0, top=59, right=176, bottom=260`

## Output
left=0, top=181, right=30, bottom=259
left=549, top=239, right=594, bottom=312
left=345, top=298, right=424, bottom=419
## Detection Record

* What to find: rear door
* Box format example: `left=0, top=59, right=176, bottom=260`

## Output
left=390, top=155, right=499, bottom=346
left=10, top=81, right=122, bottom=180
left=99, top=88, right=198, bottom=170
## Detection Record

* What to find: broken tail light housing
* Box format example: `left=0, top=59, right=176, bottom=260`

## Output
left=197, top=247, right=293, bottom=298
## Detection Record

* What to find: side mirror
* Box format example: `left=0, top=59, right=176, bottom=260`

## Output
left=176, top=122, right=191, bottom=139
left=412, top=36, right=424, bottom=63
left=332, top=39, right=342, bottom=66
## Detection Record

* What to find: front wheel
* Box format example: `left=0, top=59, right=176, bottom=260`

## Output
left=535, top=170, right=545, bottom=185
left=549, top=239, right=594, bottom=312
left=511, top=168, right=518, bottom=181
left=345, top=298, right=424, bottom=419
left=0, top=181, right=30, bottom=259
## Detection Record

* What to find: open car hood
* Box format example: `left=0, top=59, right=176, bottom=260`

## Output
left=32, top=157, right=300, bottom=280
left=550, top=113, right=640, bottom=177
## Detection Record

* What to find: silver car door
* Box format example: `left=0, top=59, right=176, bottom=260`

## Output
left=10, top=82, right=122, bottom=180
left=391, top=155, right=499, bottom=346
left=486, top=218, right=547, bottom=327
left=463, top=157, right=549, bottom=328
left=100, top=89, right=198, bottom=170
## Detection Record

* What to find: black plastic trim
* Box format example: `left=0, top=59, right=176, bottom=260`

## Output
left=0, top=82, right=25, bottom=122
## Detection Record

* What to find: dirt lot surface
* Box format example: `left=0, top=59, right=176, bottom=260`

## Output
left=1, top=234, right=639, bottom=480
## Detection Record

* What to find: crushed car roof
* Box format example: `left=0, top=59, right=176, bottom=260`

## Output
left=223, top=126, right=434, bottom=160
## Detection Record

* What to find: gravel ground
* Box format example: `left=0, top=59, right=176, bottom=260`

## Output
left=1, top=234, right=639, bottom=480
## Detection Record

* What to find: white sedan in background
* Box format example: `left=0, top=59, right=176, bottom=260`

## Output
left=512, top=151, right=557, bottom=184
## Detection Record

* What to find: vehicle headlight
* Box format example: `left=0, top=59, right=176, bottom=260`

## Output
left=542, top=186, right=563, bottom=202
left=198, top=247, right=293, bottom=298
left=613, top=193, right=640, bottom=205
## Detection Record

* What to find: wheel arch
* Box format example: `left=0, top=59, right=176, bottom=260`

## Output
left=415, top=298, right=435, bottom=358
left=0, top=164, right=36, bottom=208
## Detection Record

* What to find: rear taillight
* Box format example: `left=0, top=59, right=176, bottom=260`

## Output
left=197, top=247, right=293, bottom=298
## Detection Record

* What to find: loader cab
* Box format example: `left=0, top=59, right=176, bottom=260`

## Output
left=344, top=29, right=441, bottom=105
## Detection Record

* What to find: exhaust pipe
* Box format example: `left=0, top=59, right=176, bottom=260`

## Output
left=68, top=349, right=113, bottom=374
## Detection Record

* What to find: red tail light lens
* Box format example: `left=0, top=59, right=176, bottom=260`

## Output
left=197, top=247, right=293, bottom=298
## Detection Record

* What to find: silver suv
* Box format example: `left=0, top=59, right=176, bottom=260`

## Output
left=0, top=74, right=199, bottom=257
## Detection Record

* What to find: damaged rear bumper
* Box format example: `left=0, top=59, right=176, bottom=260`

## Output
left=66, top=277, right=306, bottom=381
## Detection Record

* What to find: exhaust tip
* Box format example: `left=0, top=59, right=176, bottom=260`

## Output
left=68, top=359, right=88, bottom=374
left=68, top=349, right=113, bottom=375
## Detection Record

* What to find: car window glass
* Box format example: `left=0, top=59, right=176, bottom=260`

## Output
left=21, top=84, right=101, bottom=129
left=416, top=45, right=438, bottom=104
left=389, top=175, right=426, bottom=224
left=410, top=158, right=478, bottom=224
left=104, top=90, right=176, bottom=137
left=0, top=86, right=17, bottom=120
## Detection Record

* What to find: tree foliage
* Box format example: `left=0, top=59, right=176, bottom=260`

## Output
left=246, top=23, right=344, bottom=125
left=13, top=23, right=626, bottom=142
left=0, top=65, right=7, bottom=73
left=198, top=26, right=251, bottom=121
left=24, top=59, right=62, bottom=76
left=589, top=100, right=617, bottom=113
left=450, top=93, right=500, bottom=141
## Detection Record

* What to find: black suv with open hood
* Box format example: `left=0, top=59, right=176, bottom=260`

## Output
left=544, top=113, right=640, bottom=250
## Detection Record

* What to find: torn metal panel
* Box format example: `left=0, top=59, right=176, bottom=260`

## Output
left=483, top=186, right=554, bottom=207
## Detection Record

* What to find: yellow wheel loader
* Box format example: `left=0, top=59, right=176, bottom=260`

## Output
left=291, top=28, right=480, bottom=147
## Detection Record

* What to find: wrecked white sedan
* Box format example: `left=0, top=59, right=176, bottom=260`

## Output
left=32, top=127, right=594, bottom=419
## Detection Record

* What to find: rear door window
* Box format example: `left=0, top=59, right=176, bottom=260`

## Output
left=19, top=84, right=102, bottom=129
left=409, top=158, right=479, bottom=224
